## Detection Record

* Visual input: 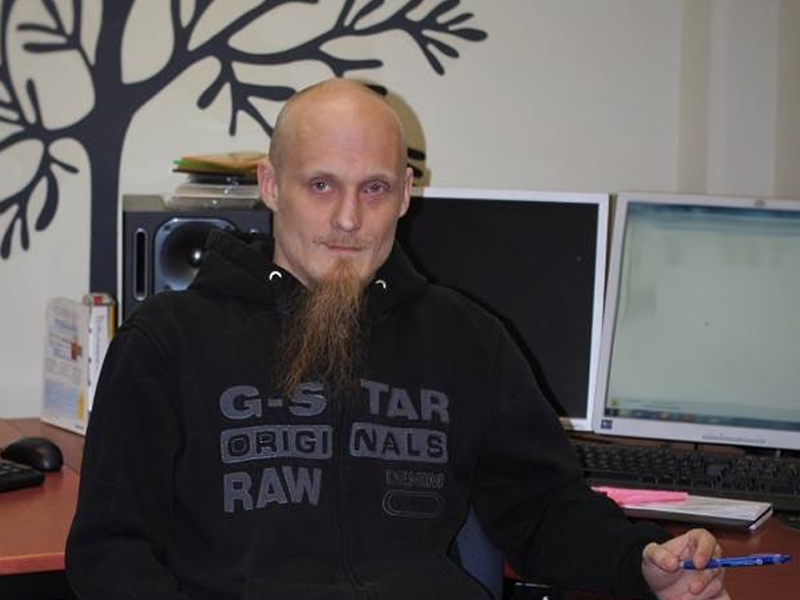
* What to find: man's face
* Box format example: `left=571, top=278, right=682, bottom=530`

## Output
left=259, top=92, right=413, bottom=288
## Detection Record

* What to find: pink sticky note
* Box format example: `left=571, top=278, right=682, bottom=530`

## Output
left=592, top=486, right=689, bottom=505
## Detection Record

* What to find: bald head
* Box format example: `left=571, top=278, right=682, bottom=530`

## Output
left=268, top=79, right=407, bottom=177
left=257, top=77, right=414, bottom=289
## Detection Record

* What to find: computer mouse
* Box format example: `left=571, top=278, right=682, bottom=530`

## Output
left=1, top=436, right=63, bottom=472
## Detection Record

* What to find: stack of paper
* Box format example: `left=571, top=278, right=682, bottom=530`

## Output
left=173, top=151, right=264, bottom=176
left=169, top=151, right=262, bottom=208
left=594, top=486, right=773, bottom=531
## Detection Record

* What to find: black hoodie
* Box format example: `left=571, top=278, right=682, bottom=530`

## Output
left=66, top=231, right=667, bottom=600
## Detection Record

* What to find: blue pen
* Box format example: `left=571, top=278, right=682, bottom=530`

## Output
left=682, top=553, right=792, bottom=570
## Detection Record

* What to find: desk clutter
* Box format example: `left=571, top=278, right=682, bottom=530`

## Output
left=0, top=458, right=43, bottom=493
left=572, top=438, right=800, bottom=513
left=168, top=151, right=262, bottom=209
left=41, top=294, right=116, bottom=435
left=570, top=437, right=800, bottom=531
left=0, top=435, right=64, bottom=493
left=593, top=485, right=772, bottom=532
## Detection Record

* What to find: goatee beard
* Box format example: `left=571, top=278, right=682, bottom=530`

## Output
left=277, top=260, right=365, bottom=399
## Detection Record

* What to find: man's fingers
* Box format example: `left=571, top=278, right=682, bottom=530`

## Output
left=641, top=531, right=730, bottom=600
left=689, top=566, right=725, bottom=595
left=685, top=529, right=721, bottom=569
left=693, top=570, right=729, bottom=599
left=644, top=541, right=680, bottom=572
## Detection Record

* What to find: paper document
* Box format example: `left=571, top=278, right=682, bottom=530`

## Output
left=620, top=493, right=773, bottom=531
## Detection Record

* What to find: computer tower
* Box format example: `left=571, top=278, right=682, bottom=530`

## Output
left=121, top=195, right=271, bottom=321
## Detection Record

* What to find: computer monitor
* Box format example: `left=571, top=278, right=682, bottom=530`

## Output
left=594, top=192, right=800, bottom=450
left=397, top=188, right=609, bottom=430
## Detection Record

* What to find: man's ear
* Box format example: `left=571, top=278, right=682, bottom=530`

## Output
left=257, top=158, right=279, bottom=211
left=399, top=166, right=413, bottom=218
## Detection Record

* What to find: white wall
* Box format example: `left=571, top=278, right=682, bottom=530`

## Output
left=1, top=0, right=799, bottom=417
left=775, top=0, right=800, bottom=197
left=678, top=0, right=800, bottom=198
left=705, top=0, right=779, bottom=196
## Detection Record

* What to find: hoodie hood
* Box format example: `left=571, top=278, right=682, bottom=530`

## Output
left=190, top=229, right=427, bottom=317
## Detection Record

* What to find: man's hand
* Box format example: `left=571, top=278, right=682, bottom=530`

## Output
left=641, top=529, right=730, bottom=600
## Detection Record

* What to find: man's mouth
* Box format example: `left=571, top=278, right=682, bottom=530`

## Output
left=321, top=242, right=365, bottom=253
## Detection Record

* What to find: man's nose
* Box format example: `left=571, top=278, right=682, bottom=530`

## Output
left=332, top=193, right=362, bottom=232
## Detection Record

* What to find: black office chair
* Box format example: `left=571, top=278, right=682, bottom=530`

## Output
left=455, top=508, right=505, bottom=599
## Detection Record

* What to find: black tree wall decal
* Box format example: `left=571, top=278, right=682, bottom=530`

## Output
left=0, top=0, right=486, bottom=292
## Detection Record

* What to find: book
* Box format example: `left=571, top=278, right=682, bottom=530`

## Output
left=41, top=295, right=117, bottom=435
left=41, top=298, right=90, bottom=434
left=83, top=293, right=116, bottom=415
left=620, top=493, right=773, bottom=532
left=172, top=151, right=265, bottom=176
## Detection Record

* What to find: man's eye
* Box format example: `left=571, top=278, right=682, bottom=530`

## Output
left=365, top=181, right=389, bottom=195
left=311, top=180, right=330, bottom=192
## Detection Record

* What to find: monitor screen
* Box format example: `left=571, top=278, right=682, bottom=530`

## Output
left=594, top=193, right=800, bottom=450
left=398, top=188, right=609, bottom=430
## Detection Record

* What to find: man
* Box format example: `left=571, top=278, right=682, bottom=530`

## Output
left=66, top=79, right=729, bottom=600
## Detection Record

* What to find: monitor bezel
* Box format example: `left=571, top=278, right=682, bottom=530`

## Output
left=593, top=191, right=800, bottom=450
left=408, top=187, right=609, bottom=431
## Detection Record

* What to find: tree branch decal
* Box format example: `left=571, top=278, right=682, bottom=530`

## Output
left=0, top=0, right=487, bottom=291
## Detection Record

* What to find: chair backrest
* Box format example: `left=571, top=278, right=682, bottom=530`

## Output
left=454, top=508, right=505, bottom=600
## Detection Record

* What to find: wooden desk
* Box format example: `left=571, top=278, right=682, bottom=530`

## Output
left=511, top=520, right=800, bottom=600
left=665, top=519, right=800, bottom=600
left=0, top=418, right=83, bottom=599
left=2, top=419, right=799, bottom=599
left=510, top=519, right=800, bottom=600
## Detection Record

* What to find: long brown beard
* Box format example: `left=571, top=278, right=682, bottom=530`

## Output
left=277, top=260, right=364, bottom=399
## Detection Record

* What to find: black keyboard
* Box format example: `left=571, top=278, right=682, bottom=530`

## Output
left=571, top=439, right=800, bottom=512
left=0, top=458, right=44, bottom=492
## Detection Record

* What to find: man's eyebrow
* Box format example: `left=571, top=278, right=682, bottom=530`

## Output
left=299, top=170, right=398, bottom=184
left=363, top=176, right=395, bottom=185
left=362, top=171, right=399, bottom=183
left=298, top=169, right=338, bottom=181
